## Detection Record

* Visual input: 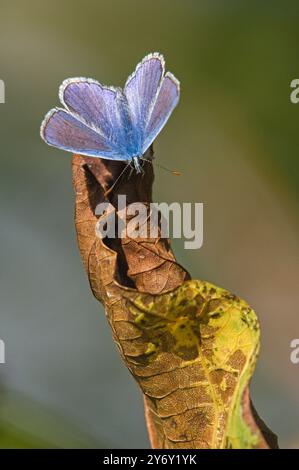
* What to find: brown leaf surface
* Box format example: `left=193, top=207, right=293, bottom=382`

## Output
left=71, top=153, right=278, bottom=449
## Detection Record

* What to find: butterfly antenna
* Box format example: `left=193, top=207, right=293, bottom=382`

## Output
left=104, top=162, right=131, bottom=197
left=141, top=158, right=181, bottom=176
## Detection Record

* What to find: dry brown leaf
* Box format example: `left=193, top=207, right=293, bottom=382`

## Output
left=71, top=153, right=278, bottom=449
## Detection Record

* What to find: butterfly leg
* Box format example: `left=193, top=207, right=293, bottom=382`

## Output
left=132, top=156, right=142, bottom=174
left=128, top=157, right=145, bottom=177
left=128, top=163, right=135, bottom=179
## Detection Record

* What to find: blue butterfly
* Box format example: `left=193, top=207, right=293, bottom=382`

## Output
left=40, top=52, right=180, bottom=173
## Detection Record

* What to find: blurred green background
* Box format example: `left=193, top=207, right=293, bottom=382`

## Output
left=0, top=0, right=298, bottom=448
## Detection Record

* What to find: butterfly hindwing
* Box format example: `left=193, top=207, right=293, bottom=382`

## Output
left=142, top=72, right=180, bottom=154
left=41, top=108, right=128, bottom=160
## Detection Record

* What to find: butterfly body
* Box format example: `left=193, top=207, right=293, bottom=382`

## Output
left=41, top=53, right=180, bottom=172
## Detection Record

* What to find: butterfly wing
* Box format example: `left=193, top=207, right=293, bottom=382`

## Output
left=41, top=108, right=124, bottom=159
left=141, top=72, right=180, bottom=154
left=41, top=54, right=180, bottom=161
left=124, top=53, right=180, bottom=156
left=124, top=53, right=165, bottom=152
left=41, top=78, right=133, bottom=160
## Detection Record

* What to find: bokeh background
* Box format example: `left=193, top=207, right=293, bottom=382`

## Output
left=0, top=0, right=298, bottom=448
